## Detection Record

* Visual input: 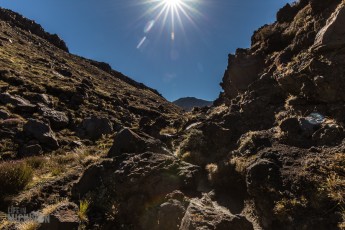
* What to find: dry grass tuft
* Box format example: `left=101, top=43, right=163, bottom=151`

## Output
left=0, top=161, right=33, bottom=196
left=273, top=196, right=308, bottom=217
left=17, top=220, right=39, bottom=230
left=78, top=199, right=90, bottom=222
left=205, top=163, right=218, bottom=182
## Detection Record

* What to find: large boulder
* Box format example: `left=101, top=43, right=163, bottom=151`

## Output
left=0, top=92, right=36, bottom=113
left=246, top=159, right=282, bottom=197
left=156, top=193, right=188, bottom=230
left=0, top=118, right=24, bottom=139
left=38, top=105, right=69, bottom=130
left=179, top=194, right=253, bottom=230
left=108, top=128, right=169, bottom=157
left=80, top=116, right=113, bottom=140
left=312, top=122, right=344, bottom=146
left=23, top=119, right=59, bottom=149
left=72, top=152, right=200, bottom=228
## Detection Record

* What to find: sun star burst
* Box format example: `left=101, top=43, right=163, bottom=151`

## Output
left=164, top=0, right=182, bottom=7
left=141, top=0, right=201, bottom=42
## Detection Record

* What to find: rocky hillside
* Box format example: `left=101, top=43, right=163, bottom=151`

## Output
left=0, top=7, right=183, bottom=158
left=173, top=97, right=213, bottom=111
left=0, top=7, right=184, bottom=229
left=1, top=0, right=345, bottom=229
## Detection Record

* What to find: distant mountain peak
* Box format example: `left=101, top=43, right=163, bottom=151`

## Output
left=173, top=97, right=213, bottom=111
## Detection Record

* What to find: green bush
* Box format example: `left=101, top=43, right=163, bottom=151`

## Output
left=0, top=161, right=33, bottom=196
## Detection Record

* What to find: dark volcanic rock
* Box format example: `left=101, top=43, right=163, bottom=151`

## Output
left=80, top=116, right=113, bottom=140
left=38, top=105, right=69, bottom=130
left=246, top=158, right=283, bottom=228
left=72, top=152, right=200, bottom=228
left=314, top=4, right=345, bottom=50
left=0, top=109, right=10, bottom=119
left=39, top=202, right=79, bottom=230
left=0, top=92, right=36, bottom=113
left=246, top=159, right=282, bottom=197
left=3, top=1, right=345, bottom=229
left=221, top=50, right=264, bottom=100
left=312, top=123, right=344, bottom=146
left=156, top=193, right=188, bottom=230
left=19, top=144, right=42, bottom=156
left=108, top=128, right=169, bottom=157
left=180, top=194, right=253, bottom=230
left=23, top=119, right=59, bottom=149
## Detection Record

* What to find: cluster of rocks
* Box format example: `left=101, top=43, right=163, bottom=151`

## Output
left=71, top=128, right=254, bottom=229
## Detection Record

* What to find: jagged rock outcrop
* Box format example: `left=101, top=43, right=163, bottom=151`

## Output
left=221, top=50, right=264, bottom=99
left=314, top=3, right=345, bottom=50
left=220, top=0, right=345, bottom=103
left=0, top=8, right=69, bottom=52
left=209, top=0, right=345, bottom=229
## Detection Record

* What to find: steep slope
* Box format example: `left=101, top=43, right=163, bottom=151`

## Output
left=0, top=7, right=182, bottom=158
left=0, top=7, right=186, bottom=229
left=173, top=97, right=213, bottom=111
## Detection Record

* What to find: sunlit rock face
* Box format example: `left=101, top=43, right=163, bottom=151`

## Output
left=221, top=49, right=264, bottom=100
left=220, top=0, right=345, bottom=103
left=314, top=4, right=345, bottom=50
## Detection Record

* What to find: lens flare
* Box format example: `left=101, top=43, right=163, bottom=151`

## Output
left=163, top=0, right=182, bottom=7
left=141, top=0, right=202, bottom=41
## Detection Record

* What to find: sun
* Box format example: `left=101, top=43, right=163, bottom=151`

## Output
left=163, top=0, right=182, bottom=7
left=137, top=0, right=201, bottom=47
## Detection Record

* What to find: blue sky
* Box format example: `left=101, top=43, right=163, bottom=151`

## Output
left=0, top=0, right=293, bottom=101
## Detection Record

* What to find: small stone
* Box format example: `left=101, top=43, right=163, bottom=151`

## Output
left=19, top=144, right=42, bottom=156
left=38, top=202, right=79, bottom=230
left=0, top=110, right=10, bottom=119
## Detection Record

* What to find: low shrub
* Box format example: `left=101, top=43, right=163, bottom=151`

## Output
left=0, top=161, right=33, bottom=196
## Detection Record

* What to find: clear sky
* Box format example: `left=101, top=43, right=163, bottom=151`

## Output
left=0, top=0, right=293, bottom=101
